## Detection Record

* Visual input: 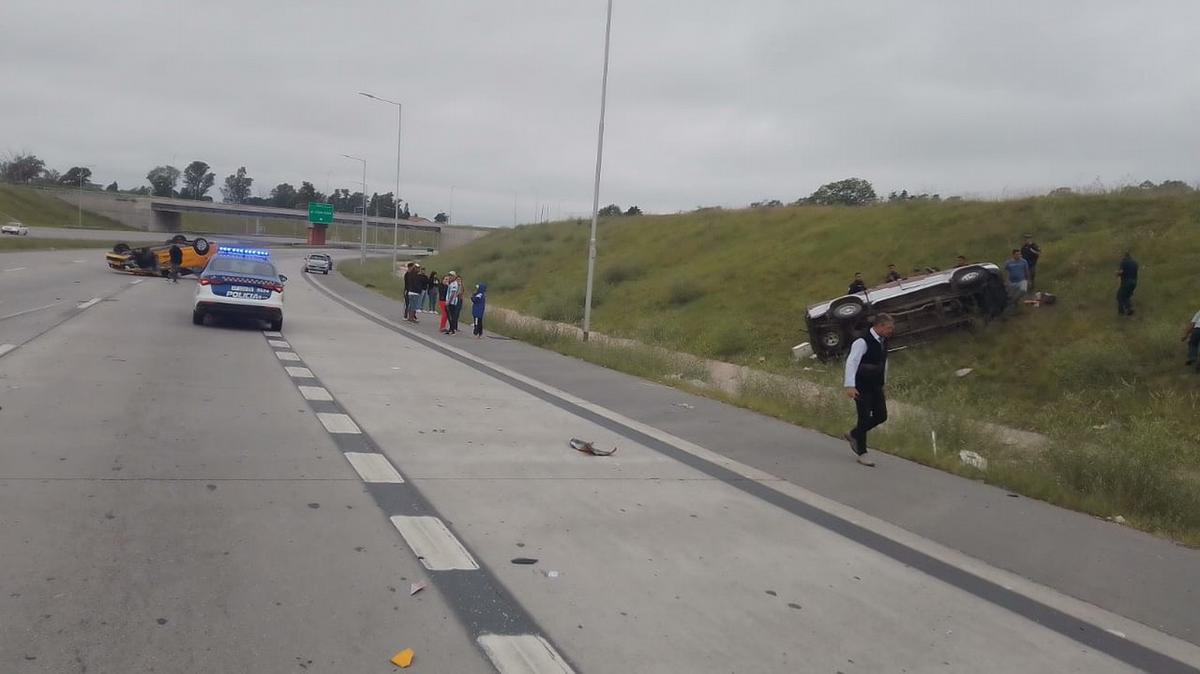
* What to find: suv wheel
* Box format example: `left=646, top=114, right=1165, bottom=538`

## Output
left=951, top=265, right=987, bottom=290
left=819, top=330, right=843, bottom=349
left=829, top=295, right=866, bottom=321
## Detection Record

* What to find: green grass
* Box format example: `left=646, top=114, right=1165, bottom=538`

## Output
left=0, top=237, right=124, bottom=252
left=0, top=185, right=132, bottom=229
left=341, top=193, right=1200, bottom=544
left=181, top=212, right=438, bottom=247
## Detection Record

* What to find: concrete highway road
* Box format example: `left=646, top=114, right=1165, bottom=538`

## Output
left=2, top=248, right=1199, bottom=673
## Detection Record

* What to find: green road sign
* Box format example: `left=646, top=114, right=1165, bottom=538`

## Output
left=308, top=202, right=334, bottom=225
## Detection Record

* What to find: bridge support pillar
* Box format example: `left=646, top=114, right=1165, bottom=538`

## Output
left=150, top=210, right=183, bottom=233
left=307, top=226, right=327, bottom=246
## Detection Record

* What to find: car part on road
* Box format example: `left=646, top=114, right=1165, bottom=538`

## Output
left=569, top=438, right=617, bottom=456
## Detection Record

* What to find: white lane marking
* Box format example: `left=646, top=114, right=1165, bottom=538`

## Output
left=0, top=344, right=16, bottom=358
left=344, top=452, right=405, bottom=483
left=274, top=351, right=301, bottom=361
left=389, top=516, right=479, bottom=570
left=263, top=331, right=283, bottom=338
left=130, top=279, right=143, bottom=285
left=1105, top=628, right=1127, bottom=639
left=2, top=267, right=27, bottom=272
left=267, top=339, right=290, bottom=348
left=316, top=412, right=361, bottom=434
left=477, top=634, right=575, bottom=674
left=297, top=385, right=333, bottom=401
left=284, top=366, right=315, bottom=378
left=76, top=298, right=102, bottom=310
left=72, top=259, right=85, bottom=264
left=0, top=302, right=61, bottom=321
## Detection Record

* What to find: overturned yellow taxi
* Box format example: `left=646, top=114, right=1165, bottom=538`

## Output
left=106, top=235, right=215, bottom=277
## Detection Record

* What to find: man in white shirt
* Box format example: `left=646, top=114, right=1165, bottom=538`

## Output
left=1183, top=309, right=1200, bottom=372
left=842, top=314, right=896, bottom=467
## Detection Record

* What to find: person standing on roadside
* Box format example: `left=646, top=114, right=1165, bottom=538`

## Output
left=403, top=263, right=422, bottom=322
left=842, top=313, right=895, bottom=467
left=426, top=270, right=441, bottom=313
left=1183, top=307, right=1200, bottom=371
left=471, top=283, right=488, bottom=339
left=1116, top=252, right=1139, bottom=316
left=1020, top=234, right=1042, bottom=291
left=444, top=271, right=463, bottom=335
left=438, top=273, right=451, bottom=332
left=1004, top=249, right=1030, bottom=301
left=415, top=267, right=429, bottom=314
left=168, top=243, right=183, bottom=283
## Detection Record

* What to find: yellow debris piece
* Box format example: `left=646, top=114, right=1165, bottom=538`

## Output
left=390, top=648, right=415, bottom=668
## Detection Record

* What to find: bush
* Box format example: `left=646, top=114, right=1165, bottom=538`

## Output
left=664, top=280, right=700, bottom=307
left=707, top=322, right=753, bottom=359
left=602, top=259, right=645, bottom=286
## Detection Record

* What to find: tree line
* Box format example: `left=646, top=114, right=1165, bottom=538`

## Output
left=0, top=152, right=448, bottom=223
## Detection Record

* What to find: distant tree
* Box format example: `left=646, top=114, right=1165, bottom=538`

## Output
left=269, top=182, right=297, bottom=208
left=105, top=181, right=119, bottom=192
left=1, top=153, right=46, bottom=183
left=243, top=196, right=270, bottom=206
left=1138, top=180, right=1156, bottom=190
left=220, top=167, right=253, bottom=204
left=624, top=205, right=643, bottom=216
left=40, top=168, right=62, bottom=185
left=401, top=203, right=411, bottom=219
left=1157, top=180, right=1194, bottom=193
left=750, top=199, right=783, bottom=208
left=60, top=166, right=93, bottom=186
left=598, top=204, right=622, bottom=217
left=127, top=185, right=152, bottom=196
left=146, top=165, right=181, bottom=197
left=368, top=191, right=397, bottom=218
left=295, top=181, right=325, bottom=208
left=1048, top=186, right=1074, bottom=196
left=434, top=212, right=449, bottom=223
left=179, top=161, right=215, bottom=200
left=807, top=178, right=876, bottom=206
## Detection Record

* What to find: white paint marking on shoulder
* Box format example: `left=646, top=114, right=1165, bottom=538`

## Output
left=389, top=516, right=479, bottom=570
left=274, top=351, right=301, bottom=361
left=297, top=385, right=333, bottom=401
left=284, top=366, right=315, bottom=378
left=129, top=279, right=143, bottom=285
left=72, top=259, right=85, bottom=264
left=316, top=412, right=361, bottom=434
left=76, top=297, right=101, bottom=310
left=0, top=302, right=60, bottom=321
left=477, top=634, right=575, bottom=674
left=267, top=339, right=290, bottom=348
left=2, top=267, right=27, bottom=272
left=0, top=344, right=17, bottom=358
left=344, top=452, right=405, bottom=483
left=263, top=330, right=283, bottom=338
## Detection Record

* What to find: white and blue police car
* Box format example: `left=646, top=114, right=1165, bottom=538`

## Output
left=193, top=247, right=287, bottom=331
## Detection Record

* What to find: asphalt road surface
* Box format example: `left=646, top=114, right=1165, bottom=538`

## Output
left=2, top=248, right=1199, bottom=673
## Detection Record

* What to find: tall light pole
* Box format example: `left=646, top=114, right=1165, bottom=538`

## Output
left=341, top=154, right=367, bottom=264
left=359, top=92, right=402, bottom=263
left=582, top=0, right=614, bottom=342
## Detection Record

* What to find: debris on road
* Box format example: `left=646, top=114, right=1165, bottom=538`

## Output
left=511, top=557, right=538, bottom=565
left=958, top=450, right=988, bottom=471
left=955, top=368, right=973, bottom=378
left=673, top=402, right=695, bottom=410
left=409, top=582, right=426, bottom=596
left=569, top=438, right=617, bottom=456
left=390, top=648, right=414, bottom=668
left=1112, top=515, right=1127, bottom=525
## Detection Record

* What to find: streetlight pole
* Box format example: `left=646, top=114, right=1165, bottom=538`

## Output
left=341, top=154, right=367, bottom=264
left=359, top=92, right=402, bottom=263
left=582, top=0, right=614, bottom=342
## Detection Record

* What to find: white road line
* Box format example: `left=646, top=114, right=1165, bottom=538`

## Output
left=72, top=259, right=85, bottom=264
left=76, top=297, right=101, bottom=310
left=130, top=279, right=143, bottom=285
left=274, top=351, right=301, bottom=361
left=316, top=412, right=361, bottom=434
left=0, top=302, right=60, bottom=321
left=344, top=452, right=405, bottom=483
left=284, top=366, right=315, bottom=378
left=477, top=634, right=575, bottom=674
left=388, top=516, right=479, bottom=570
left=0, top=344, right=16, bottom=358
left=2, top=267, right=27, bottom=272
left=297, top=385, right=333, bottom=401
left=263, top=331, right=283, bottom=338
left=267, top=339, right=290, bottom=348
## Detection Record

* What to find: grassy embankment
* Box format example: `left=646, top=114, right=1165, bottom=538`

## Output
left=0, top=185, right=131, bottom=229
left=0, top=237, right=122, bottom=252
left=341, top=192, right=1200, bottom=544
left=181, top=212, right=438, bottom=248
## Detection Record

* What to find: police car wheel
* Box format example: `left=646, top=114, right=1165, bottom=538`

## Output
left=269, top=318, right=283, bottom=332
left=192, top=310, right=205, bottom=326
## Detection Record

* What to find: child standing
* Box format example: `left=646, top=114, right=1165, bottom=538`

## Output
left=471, top=283, right=488, bottom=338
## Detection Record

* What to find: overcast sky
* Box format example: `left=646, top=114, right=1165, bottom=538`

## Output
left=3, top=0, right=1198, bottom=227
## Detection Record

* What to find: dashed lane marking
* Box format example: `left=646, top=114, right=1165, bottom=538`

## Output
left=129, top=279, right=143, bottom=285
left=2, top=267, right=27, bottom=272
left=267, top=339, right=290, bottom=348
left=0, top=344, right=16, bottom=358
left=477, top=634, right=576, bottom=674
left=263, top=330, right=283, bottom=338
left=284, top=366, right=315, bottom=378
left=389, top=516, right=479, bottom=571
left=0, top=302, right=61, bottom=321
left=344, top=452, right=405, bottom=483
left=274, top=351, right=301, bottom=361
left=76, top=297, right=101, bottom=310
left=316, top=412, right=361, bottom=434
left=297, top=385, right=333, bottom=401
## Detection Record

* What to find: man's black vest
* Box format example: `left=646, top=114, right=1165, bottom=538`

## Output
left=855, top=333, right=887, bottom=389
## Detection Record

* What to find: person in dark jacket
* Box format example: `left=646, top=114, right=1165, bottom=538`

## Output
left=403, top=263, right=422, bottom=322
left=426, top=270, right=440, bottom=313
left=848, top=272, right=867, bottom=294
left=168, top=244, right=183, bottom=283
left=884, top=264, right=902, bottom=283
left=1116, top=252, right=1139, bottom=316
left=842, top=313, right=896, bottom=467
left=471, top=283, right=488, bottom=338
left=1020, top=234, right=1042, bottom=290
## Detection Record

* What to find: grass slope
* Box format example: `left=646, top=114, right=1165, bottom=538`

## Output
left=349, top=193, right=1200, bottom=542
left=0, top=185, right=132, bottom=229
left=181, top=212, right=437, bottom=247
left=0, top=237, right=123, bottom=252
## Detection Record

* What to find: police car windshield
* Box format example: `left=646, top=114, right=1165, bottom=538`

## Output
left=209, top=256, right=276, bottom=277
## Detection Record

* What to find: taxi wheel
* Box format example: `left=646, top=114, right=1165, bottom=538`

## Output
left=192, top=310, right=205, bottom=326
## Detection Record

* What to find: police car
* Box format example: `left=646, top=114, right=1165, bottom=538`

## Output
left=193, top=247, right=287, bottom=331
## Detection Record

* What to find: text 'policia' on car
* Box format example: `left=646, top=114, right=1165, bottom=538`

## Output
left=106, top=234, right=213, bottom=276
left=192, top=246, right=287, bottom=332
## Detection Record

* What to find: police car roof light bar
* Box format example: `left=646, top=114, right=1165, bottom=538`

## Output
left=218, top=246, right=270, bottom=258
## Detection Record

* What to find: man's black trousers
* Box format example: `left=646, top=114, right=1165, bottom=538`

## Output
left=852, top=386, right=888, bottom=455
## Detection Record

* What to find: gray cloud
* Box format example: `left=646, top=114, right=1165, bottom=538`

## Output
left=2, top=0, right=1198, bottom=226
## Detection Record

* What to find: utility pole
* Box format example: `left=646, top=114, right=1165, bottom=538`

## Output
left=582, top=0, right=614, bottom=342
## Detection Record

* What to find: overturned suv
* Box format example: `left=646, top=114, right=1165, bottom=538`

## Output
left=804, top=263, right=1009, bottom=359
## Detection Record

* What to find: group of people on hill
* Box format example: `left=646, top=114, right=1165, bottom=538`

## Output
left=401, top=262, right=487, bottom=338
